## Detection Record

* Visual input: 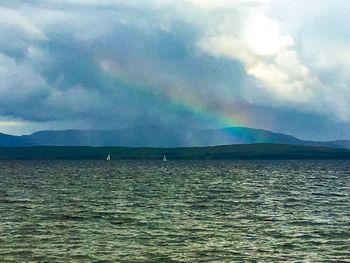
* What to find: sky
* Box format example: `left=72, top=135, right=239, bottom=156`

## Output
left=0, top=0, right=349, bottom=140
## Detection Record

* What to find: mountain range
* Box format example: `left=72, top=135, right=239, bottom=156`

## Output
left=0, top=126, right=349, bottom=149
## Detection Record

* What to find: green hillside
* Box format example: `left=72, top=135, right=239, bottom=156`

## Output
left=0, top=144, right=350, bottom=160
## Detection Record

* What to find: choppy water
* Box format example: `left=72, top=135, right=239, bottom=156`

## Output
left=0, top=160, right=350, bottom=262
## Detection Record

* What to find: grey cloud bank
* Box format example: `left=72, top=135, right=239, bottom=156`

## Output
left=0, top=0, right=349, bottom=140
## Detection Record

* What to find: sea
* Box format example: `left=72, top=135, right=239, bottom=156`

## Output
left=0, top=160, right=349, bottom=262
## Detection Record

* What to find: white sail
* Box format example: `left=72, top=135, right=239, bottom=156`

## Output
left=163, top=155, right=167, bottom=161
left=106, top=154, right=111, bottom=161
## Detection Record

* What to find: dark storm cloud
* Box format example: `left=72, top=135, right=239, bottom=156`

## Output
left=0, top=1, right=245, bottom=126
left=0, top=0, right=350, bottom=139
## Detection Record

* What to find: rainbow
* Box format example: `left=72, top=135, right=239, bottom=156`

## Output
left=97, top=59, right=282, bottom=145
left=100, top=59, right=255, bottom=130
left=164, top=87, right=250, bottom=128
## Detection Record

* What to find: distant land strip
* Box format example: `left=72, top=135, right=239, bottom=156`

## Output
left=1, top=144, right=350, bottom=160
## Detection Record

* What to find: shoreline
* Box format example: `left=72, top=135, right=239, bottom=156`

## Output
left=0, top=143, right=350, bottom=160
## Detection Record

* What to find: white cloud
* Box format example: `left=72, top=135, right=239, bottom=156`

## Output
left=0, top=53, right=47, bottom=102
left=190, top=0, right=350, bottom=120
left=0, top=6, right=46, bottom=40
left=196, top=8, right=318, bottom=104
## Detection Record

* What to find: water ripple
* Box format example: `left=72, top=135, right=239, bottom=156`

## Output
left=0, top=160, right=350, bottom=262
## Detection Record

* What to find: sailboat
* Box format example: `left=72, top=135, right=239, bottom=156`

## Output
left=106, top=154, right=111, bottom=161
left=163, top=155, right=167, bottom=162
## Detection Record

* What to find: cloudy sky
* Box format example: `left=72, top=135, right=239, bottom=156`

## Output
left=0, top=0, right=349, bottom=140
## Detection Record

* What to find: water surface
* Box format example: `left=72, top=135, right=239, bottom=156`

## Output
left=0, top=160, right=349, bottom=262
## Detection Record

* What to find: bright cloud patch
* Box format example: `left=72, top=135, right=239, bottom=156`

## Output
left=197, top=6, right=320, bottom=107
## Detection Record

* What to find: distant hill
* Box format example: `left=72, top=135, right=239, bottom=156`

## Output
left=327, top=140, right=350, bottom=149
left=0, top=126, right=348, bottom=148
left=0, top=133, right=24, bottom=147
left=0, top=144, right=350, bottom=160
